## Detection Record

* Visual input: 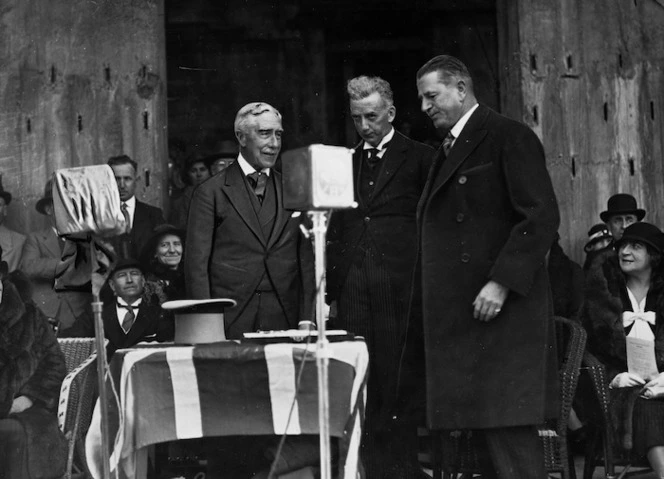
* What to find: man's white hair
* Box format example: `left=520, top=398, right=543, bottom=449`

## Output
left=234, top=102, right=282, bottom=136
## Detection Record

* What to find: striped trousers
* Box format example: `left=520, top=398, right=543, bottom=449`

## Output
left=335, top=252, right=420, bottom=478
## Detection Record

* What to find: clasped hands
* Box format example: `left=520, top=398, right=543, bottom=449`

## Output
left=610, top=371, right=664, bottom=399
left=473, top=280, right=509, bottom=322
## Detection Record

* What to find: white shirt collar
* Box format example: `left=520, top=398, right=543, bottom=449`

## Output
left=363, top=127, right=395, bottom=151
left=237, top=153, right=271, bottom=177
left=449, top=103, right=479, bottom=141
left=117, top=296, right=142, bottom=308
left=115, top=297, right=142, bottom=328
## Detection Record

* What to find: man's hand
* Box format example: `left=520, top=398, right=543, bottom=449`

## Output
left=473, top=280, right=509, bottom=322
left=9, top=395, right=34, bottom=415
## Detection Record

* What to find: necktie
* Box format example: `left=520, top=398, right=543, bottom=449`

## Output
left=119, top=304, right=137, bottom=333
left=120, top=202, right=131, bottom=233
left=442, top=131, right=455, bottom=157
left=622, top=311, right=656, bottom=340
left=247, top=172, right=268, bottom=203
left=365, top=148, right=381, bottom=169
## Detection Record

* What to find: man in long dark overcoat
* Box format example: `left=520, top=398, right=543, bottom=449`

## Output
left=401, top=55, right=560, bottom=478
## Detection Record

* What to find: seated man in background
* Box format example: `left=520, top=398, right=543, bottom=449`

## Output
left=21, top=181, right=92, bottom=332
left=62, top=258, right=173, bottom=356
left=0, top=180, right=25, bottom=273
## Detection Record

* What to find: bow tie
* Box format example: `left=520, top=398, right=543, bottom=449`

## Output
left=623, top=311, right=656, bottom=339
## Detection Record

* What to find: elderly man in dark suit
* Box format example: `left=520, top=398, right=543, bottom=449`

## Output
left=107, top=155, right=165, bottom=259
left=20, top=181, right=92, bottom=332
left=62, top=258, right=173, bottom=356
left=184, top=102, right=314, bottom=339
left=326, top=75, right=433, bottom=478
left=401, top=55, right=560, bottom=478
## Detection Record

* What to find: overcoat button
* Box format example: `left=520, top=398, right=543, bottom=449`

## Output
left=458, top=176, right=467, bottom=184
left=456, top=213, right=464, bottom=222
left=461, top=253, right=471, bottom=263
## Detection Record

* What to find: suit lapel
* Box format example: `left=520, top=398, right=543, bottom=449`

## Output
left=425, top=105, right=489, bottom=206
left=125, top=302, right=154, bottom=345
left=351, top=142, right=366, bottom=210
left=223, top=162, right=266, bottom=245
left=417, top=147, right=445, bottom=222
left=103, top=303, right=126, bottom=348
left=371, top=131, right=408, bottom=199
left=43, top=229, right=62, bottom=258
left=267, top=171, right=288, bottom=250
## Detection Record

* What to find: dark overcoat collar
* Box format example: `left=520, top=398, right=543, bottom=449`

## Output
left=418, top=104, right=489, bottom=218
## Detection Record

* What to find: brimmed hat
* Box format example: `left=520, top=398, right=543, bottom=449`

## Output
left=615, top=222, right=664, bottom=254
left=0, top=175, right=12, bottom=205
left=162, top=298, right=236, bottom=344
left=600, top=194, right=646, bottom=222
left=584, top=224, right=613, bottom=253
left=109, top=257, right=144, bottom=277
left=36, top=180, right=54, bottom=215
left=139, top=224, right=185, bottom=268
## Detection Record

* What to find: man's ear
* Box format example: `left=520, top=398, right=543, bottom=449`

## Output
left=387, top=105, right=396, bottom=124
left=108, top=279, right=117, bottom=296
left=457, top=80, right=468, bottom=99
left=235, top=130, right=247, bottom=148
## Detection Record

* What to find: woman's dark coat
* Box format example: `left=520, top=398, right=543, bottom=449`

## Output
left=581, top=255, right=664, bottom=452
left=0, top=278, right=67, bottom=478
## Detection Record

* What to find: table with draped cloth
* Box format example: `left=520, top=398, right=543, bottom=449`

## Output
left=86, top=340, right=368, bottom=479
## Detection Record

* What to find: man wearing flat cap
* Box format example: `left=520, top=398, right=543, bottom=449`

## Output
left=0, top=178, right=25, bottom=273
left=21, top=181, right=92, bottom=332
left=62, top=258, right=174, bottom=356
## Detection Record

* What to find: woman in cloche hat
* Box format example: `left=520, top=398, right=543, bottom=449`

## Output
left=581, top=222, right=664, bottom=473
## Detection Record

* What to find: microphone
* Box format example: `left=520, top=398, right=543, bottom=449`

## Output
left=52, top=165, right=126, bottom=237
left=281, top=144, right=356, bottom=211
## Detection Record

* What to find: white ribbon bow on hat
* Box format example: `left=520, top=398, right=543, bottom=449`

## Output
left=623, top=311, right=656, bottom=340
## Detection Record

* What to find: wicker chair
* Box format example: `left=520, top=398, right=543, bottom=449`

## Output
left=58, top=338, right=99, bottom=479
left=581, top=351, right=654, bottom=479
left=431, top=316, right=587, bottom=479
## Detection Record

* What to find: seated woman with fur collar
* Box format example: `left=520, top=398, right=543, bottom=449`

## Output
left=0, top=246, right=67, bottom=478
left=582, top=222, right=664, bottom=474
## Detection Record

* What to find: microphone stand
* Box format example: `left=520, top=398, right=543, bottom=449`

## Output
left=91, top=239, right=113, bottom=479
left=308, top=210, right=332, bottom=479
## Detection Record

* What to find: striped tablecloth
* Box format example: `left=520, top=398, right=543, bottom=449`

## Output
left=86, top=340, right=368, bottom=479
